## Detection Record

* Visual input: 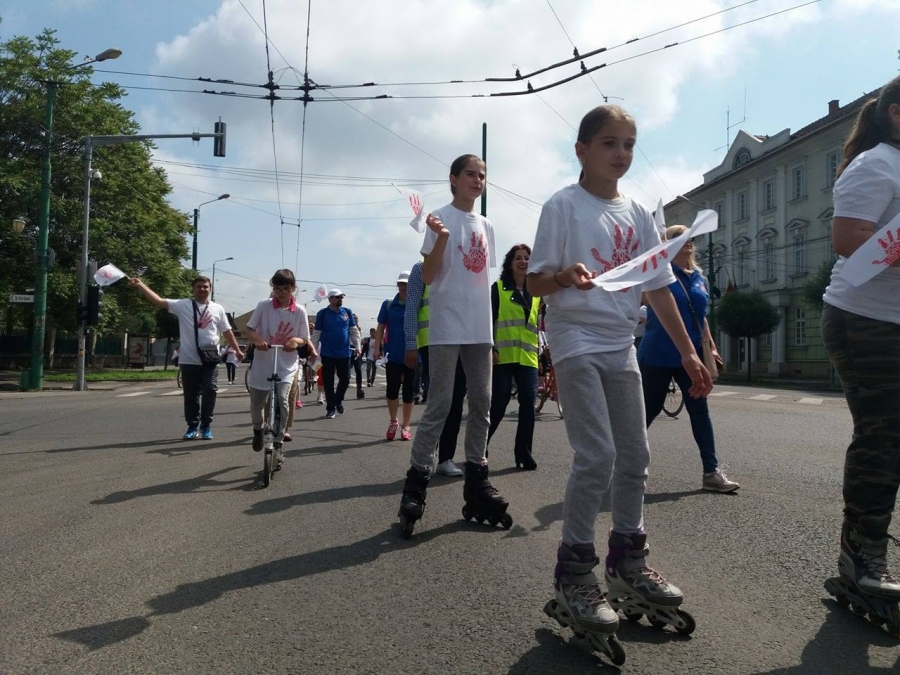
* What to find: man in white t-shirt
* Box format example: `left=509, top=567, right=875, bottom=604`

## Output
left=245, top=269, right=315, bottom=468
left=131, top=275, right=243, bottom=439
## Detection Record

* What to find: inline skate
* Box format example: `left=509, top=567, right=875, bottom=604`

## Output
left=824, top=523, right=900, bottom=636
left=461, top=462, right=512, bottom=529
left=605, top=532, right=696, bottom=635
left=398, top=466, right=430, bottom=539
left=543, top=542, right=626, bottom=666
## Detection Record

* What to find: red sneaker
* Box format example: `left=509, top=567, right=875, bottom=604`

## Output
left=386, top=419, right=399, bottom=441
left=400, top=426, right=412, bottom=441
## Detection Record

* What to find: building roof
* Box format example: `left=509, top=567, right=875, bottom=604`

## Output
left=788, top=90, right=875, bottom=142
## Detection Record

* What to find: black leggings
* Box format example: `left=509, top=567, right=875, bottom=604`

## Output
left=385, top=361, right=416, bottom=403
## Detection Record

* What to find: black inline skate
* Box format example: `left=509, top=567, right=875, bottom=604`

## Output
left=398, top=466, right=430, bottom=539
left=544, top=542, right=626, bottom=666
left=605, top=532, right=696, bottom=635
left=824, top=523, right=900, bottom=636
left=461, top=462, right=513, bottom=529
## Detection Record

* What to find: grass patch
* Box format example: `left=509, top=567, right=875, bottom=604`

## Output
left=44, top=370, right=178, bottom=382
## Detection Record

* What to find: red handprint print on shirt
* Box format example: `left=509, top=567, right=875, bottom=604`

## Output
left=590, top=224, right=640, bottom=272
left=459, top=231, right=488, bottom=273
left=197, top=309, right=213, bottom=329
left=269, top=320, right=295, bottom=346
left=873, top=227, right=900, bottom=266
left=641, top=249, right=669, bottom=273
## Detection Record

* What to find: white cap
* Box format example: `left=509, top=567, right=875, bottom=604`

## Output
left=397, top=271, right=410, bottom=284
left=327, top=288, right=345, bottom=298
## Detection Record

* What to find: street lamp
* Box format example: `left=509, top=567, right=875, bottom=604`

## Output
left=12, top=217, right=26, bottom=235
left=193, top=194, right=229, bottom=271
left=25, top=46, right=121, bottom=392
left=211, top=257, right=234, bottom=302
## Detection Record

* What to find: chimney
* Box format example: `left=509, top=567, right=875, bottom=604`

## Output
left=828, top=99, right=840, bottom=115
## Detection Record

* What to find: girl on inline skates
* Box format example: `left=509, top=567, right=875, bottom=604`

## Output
left=527, top=105, right=712, bottom=664
left=822, top=76, right=900, bottom=635
left=397, top=154, right=512, bottom=538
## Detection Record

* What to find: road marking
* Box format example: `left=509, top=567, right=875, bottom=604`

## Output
left=709, top=391, right=738, bottom=397
left=798, top=397, right=824, bottom=405
left=161, top=390, right=183, bottom=396
left=117, top=391, right=152, bottom=398
left=749, top=394, right=778, bottom=401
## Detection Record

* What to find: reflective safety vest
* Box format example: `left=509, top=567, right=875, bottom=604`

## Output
left=416, top=286, right=429, bottom=349
left=494, top=280, right=539, bottom=368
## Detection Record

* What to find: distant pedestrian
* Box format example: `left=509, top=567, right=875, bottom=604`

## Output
left=225, top=346, right=240, bottom=385
left=376, top=271, right=416, bottom=441
left=363, top=328, right=378, bottom=386
left=130, top=276, right=243, bottom=440
left=351, top=313, right=365, bottom=399
left=312, top=289, right=361, bottom=419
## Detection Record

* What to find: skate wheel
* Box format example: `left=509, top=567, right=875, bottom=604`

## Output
left=674, top=609, right=696, bottom=636
left=461, top=505, right=473, bottom=521
left=476, top=515, right=486, bottom=525
left=262, top=451, right=272, bottom=488
left=867, top=614, right=885, bottom=628
left=851, top=603, right=868, bottom=617
left=488, top=517, right=499, bottom=527
left=607, top=635, right=627, bottom=667
left=543, top=599, right=559, bottom=619
left=401, top=517, right=415, bottom=540
left=622, top=609, right=643, bottom=623
left=500, top=513, right=513, bottom=530
left=648, top=617, right=667, bottom=630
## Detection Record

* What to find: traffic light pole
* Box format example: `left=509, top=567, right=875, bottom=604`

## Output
left=73, top=125, right=226, bottom=391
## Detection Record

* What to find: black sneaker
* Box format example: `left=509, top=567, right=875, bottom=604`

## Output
left=252, top=429, right=263, bottom=452
left=357, top=389, right=365, bottom=399
left=336, top=404, right=344, bottom=415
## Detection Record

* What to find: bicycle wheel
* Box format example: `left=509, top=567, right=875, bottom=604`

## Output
left=176, top=367, right=182, bottom=389
left=535, top=389, right=547, bottom=413
left=244, top=365, right=251, bottom=393
left=556, top=393, right=563, bottom=418
left=662, top=378, right=684, bottom=418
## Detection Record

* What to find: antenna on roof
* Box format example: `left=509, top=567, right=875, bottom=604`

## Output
left=714, top=83, right=748, bottom=153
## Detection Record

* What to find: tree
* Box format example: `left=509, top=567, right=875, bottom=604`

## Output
left=801, top=257, right=837, bottom=311
left=0, top=27, right=193, bottom=357
left=714, top=290, right=781, bottom=382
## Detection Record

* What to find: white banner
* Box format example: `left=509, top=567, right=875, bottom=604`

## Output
left=837, top=211, right=900, bottom=287
left=93, top=263, right=127, bottom=286
left=592, top=210, right=718, bottom=291
left=653, top=198, right=666, bottom=233
left=398, top=188, right=426, bottom=233
left=313, top=284, right=328, bottom=303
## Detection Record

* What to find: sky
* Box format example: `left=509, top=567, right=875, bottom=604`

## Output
left=2, top=0, right=898, bottom=328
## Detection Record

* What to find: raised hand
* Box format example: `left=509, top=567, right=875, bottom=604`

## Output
left=426, top=213, right=449, bottom=237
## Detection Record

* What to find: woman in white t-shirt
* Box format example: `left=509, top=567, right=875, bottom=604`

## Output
left=245, top=269, right=316, bottom=470
left=821, top=76, right=900, bottom=618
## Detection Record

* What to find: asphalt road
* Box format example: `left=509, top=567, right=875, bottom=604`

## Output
left=0, top=375, right=897, bottom=674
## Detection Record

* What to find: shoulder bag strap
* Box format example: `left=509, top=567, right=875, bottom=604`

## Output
left=673, top=275, right=704, bottom=335
left=192, top=300, right=203, bottom=359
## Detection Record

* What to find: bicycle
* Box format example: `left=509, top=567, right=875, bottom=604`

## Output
left=244, top=363, right=251, bottom=393
left=176, top=365, right=182, bottom=389
left=302, top=358, right=316, bottom=396
left=662, top=377, right=684, bottom=418
left=260, top=344, right=284, bottom=488
left=535, top=364, right=563, bottom=418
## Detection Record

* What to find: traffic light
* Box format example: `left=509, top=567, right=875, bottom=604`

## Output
left=85, top=285, right=103, bottom=326
left=214, top=119, right=226, bottom=157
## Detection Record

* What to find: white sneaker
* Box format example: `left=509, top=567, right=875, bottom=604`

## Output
left=317, top=393, right=325, bottom=405
left=435, top=460, right=463, bottom=477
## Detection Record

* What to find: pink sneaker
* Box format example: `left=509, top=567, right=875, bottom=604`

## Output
left=295, top=400, right=303, bottom=409
left=400, top=426, right=412, bottom=441
left=386, top=419, right=399, bottom=441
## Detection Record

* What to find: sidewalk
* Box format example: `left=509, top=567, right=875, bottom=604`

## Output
left=0, top=369, right=174, bottom=392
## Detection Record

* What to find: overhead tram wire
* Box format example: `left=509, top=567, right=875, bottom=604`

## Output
left=295, top=0, right=314, bottom=271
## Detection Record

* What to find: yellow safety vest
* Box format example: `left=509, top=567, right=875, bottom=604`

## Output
left=416, top=286, right=429, bottom=349
left=494, top=280, right=539, bottom=368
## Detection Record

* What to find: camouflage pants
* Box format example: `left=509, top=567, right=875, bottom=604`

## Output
left=822, top=303, right=900, bottom=538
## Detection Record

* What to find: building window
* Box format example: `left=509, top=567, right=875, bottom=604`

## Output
left=763, top=180, right=774, bottom=211
left=791, top=165, right=806, bottom=200
left=737, top=247, right=746, bottom=285
left=826, top=151, right=840, bottom=187
left=795, top=307, right=807, bottom=346
left=764, top=241, right=775, bottom=279
left=737, top=192, right=748, bottom=220
left=733, top=147, right=752, bottom=169
left=765, top=331, right=772, bottom=347
left=714, top=202, right=723, bottom=224
left=793, top=230, right=806, bottom=272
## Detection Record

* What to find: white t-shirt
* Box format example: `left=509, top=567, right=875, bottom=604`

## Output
left=529, top=185, right=675, bottom=363
left=225, top=347, right=240, bottom=366
left=246, top=299, right=310, bottom=391
left=166, top=298, right=232, bottom=366
left=823, top=142, right=900, bottom=325
left=420, top=203, right=497, bottom=345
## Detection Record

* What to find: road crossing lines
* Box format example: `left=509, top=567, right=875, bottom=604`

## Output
left=708, top=391, right=738, bottom=397
left=749, top=394, right=778, bottom=401
left=116, top=391, right=152, bottom=398
left=798, top=397, right=825, bottom=405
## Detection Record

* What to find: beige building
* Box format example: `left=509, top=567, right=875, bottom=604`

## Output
left=664, top=91, right=875, bottom=379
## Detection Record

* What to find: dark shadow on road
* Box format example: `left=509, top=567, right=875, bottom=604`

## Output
left=51, top=522, right=463, bottom=650
left=244, top=478, right=406, bottom=515
left=507, top=627, right=617, bottom=674
left=531, top=490, right=702, bottom=533
left=145, top=437, right=248, bottom=457
left=282, top=436, right=388, bottom=457
left=751, top=599, right=899, bottom=674
left=91, top=467, right=250, bottom=504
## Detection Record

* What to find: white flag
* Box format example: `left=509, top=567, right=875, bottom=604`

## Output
left=93, top=263, right=127, bottom=287
left=592, top=210, right=718, bottom=291
left=313, top=284, right=328, bottom=303
left=401, top=189, right=427, bottom=233
left=838, top=211, right=900, bottom=287
left=653, top=198, right=666, bottom=233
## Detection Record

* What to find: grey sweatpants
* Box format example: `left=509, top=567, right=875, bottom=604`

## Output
left=410, top=344, right=492, bottom=471
left=249, top=380, right=293, bottom=443
left=556, top=347, right=650, bottom=546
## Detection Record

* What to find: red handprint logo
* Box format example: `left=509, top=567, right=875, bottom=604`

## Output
left=641, top=249, right=669, bottom=272
left=459, top=232, right=487, bottom=273
left=873, top=228, right=900, bottom=266
left=99, top=268, right=113, bottom=278
left=408, top=194, right=422, bottom=215
left=269, top=320, right=295, bottom=346
left=590, top=224, right=640, bottom=272
left=197, top=309, right=213, bottom=329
